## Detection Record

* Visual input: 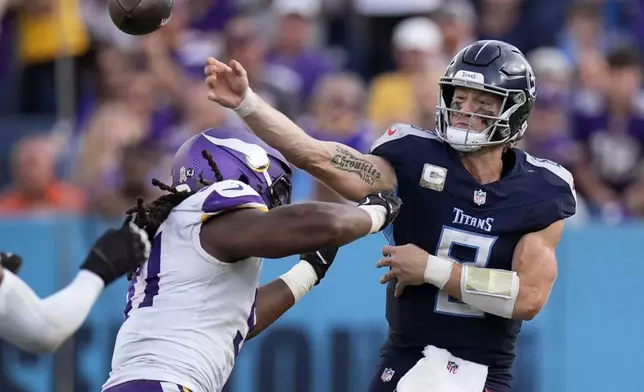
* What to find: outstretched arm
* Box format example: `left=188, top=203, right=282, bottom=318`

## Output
left=203, top=200, right=391, bottom=341
left=201, top=193, right=401, bottom=340
left=241, top=95, right=396, bottom=201
left=0, top=269, right=105, bottom=353
left=0, top=223, right=149, bottom=353
left=204, top=58, right=397, bottom=201
left=200, top=191, right=400, bottom=262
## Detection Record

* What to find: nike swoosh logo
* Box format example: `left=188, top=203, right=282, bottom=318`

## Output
left=222, top=184, right=243, bottom=191
left=316, top=251, right=327, bottom=264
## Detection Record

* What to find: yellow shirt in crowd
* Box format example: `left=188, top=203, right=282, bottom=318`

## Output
left=368, top=72, right=415, bottom=129
left=18, top=0, right=89, bottom=65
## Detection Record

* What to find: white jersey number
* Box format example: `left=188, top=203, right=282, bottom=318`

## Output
left=433, top=226, right=498, bottom=318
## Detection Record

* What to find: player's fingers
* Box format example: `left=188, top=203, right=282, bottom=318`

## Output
left=204, top=64, right=219, bottom=76
left=382, top=245, right=396, bottom=257
left=206, top=57, right=226, bottom=69
left=394, top=282, right=406, bottom=297
left=375, top=257, right=392, bottom=268
left=229, top=60, right=246, bottom=78
left=205, top=61, right=229, bottom=76
left=205, top=74, right=218, bottom=87
left=380, top=269, right=398, bottom=284
left=380, top=271, right=395, bottom=284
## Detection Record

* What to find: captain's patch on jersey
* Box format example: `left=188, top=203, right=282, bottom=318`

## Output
left=420, top=164, right=447, bottom=191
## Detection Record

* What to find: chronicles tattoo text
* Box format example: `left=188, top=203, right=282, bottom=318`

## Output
left=330, top=146, right=382, bottom=185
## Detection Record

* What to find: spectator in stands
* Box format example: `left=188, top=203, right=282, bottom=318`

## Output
left=571, top=46, right=644, bottom=221
left=352, top=0, right=442, bottom=79
left=520, top=47, right=590, bottom=226
left=15, top=0, right=92, bottom=115
left=558, top=2, right=611, bottom=64
left=75, top=71, right=153, bottom=191
left=0, top=135, right=86, bottom=214
left=223, top=15, right=302, bottom=120
left=265, top=0, right=335, bottom=100
left=522, top=47, right=580, bottom=168
left=477, top=0, right=522, bottom=47
left=367, top=17, right=444, bottom=130
left=298, top=72, right=373, bottom=202
left=164, top=0, right=223, bottom=77
left=188, top=0, right=236, bottom=32
left=91, top=143, right=164, bottom=219
left=137, top=5, right=218, bottom=144
left=434, top=0, right=476, bottom=59
left=162, top=83, right=238, bottom=153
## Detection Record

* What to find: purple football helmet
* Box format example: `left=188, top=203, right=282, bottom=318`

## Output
left=170, top=128, right=292, bottom=209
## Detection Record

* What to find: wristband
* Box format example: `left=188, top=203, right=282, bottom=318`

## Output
left=279, top=260, right=318, bottom=303
left=233, top=88, right=259, bottom=118
left=423, top=255, right=454, bottom=290
left=358, top=205, right=387, bottom=234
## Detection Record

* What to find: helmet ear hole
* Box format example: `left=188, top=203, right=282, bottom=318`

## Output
left=238, top=174, right=250, bottom=185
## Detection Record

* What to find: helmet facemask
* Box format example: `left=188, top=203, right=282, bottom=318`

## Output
left=436, top=77, right=529, bottom=153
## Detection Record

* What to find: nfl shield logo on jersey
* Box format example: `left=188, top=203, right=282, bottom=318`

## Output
left=473, top=189, right=487, bottom=205
left=381, top=368, right=395, bottom=382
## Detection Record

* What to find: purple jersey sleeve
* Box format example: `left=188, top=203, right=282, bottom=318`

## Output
left=200, top=180, right=268, bottom=217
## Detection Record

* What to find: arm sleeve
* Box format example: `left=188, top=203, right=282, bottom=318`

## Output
left=0, top=270, right=104, bottom=353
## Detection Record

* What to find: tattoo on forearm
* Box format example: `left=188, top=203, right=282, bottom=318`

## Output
left=330, top=146, right=382, bottom=185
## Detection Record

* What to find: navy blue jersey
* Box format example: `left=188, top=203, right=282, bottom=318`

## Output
left=370, top=124, right=576, bottom=389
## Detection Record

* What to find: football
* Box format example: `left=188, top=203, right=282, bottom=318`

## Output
left=108, top=0, right=173, bottom=36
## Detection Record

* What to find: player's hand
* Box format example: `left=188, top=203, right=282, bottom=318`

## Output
left=300, top=245, right=339, bottom=285
left=80, top=220, right=151, bottom=286
left=376, top=244, right=429, bottom=297
left=0, top=253, right=23, bottom=274
left=357, top=191, right=402, bottom=232
left=204, top=57, right=249, bottom=109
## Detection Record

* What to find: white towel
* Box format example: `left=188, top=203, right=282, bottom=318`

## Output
left=396, top=345, right=488, bottom=392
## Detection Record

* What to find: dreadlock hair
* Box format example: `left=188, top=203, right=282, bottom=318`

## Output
left=126, top=150, right=226, bottom=242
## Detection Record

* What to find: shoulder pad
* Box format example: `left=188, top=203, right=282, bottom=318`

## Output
left=370, top=123, right=440, bottom=153
left=199, top=180, right=268, bottom=215
left=173, top=180, right=268, bottom=227
left=524, top=153, right=577, bottom=219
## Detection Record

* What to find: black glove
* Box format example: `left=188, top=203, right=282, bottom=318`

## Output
left=0, top=253, right=23, bottom=274
left=300, top=245, right=340, bottom=285
left=81, top=220, right=151, bottom=285
left=357, top=190, right=403, bottom=232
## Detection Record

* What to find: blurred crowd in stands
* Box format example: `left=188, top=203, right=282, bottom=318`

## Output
left=0, top=0, right=643, bottom=226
